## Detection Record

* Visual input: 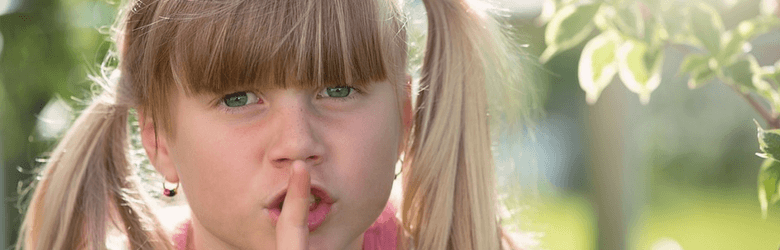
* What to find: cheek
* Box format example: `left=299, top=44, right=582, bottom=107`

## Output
left=167, top=101, right=262, bottom=221
left=335, top=100, right=401, bottom=207
left=173, top=124, right=249, bottom=192
left=166, top=101, right=282, bottom=247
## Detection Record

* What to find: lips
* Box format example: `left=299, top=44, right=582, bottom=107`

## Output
left=267, top=185, right=334, bottom=232
left=269, top=186, right=334, bottom=209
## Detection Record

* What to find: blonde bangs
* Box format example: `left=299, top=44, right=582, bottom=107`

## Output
left=170, top=0, right=391, bottom=93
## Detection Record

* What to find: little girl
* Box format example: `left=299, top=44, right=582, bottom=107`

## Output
left=16, top=0, right=530, bottom=249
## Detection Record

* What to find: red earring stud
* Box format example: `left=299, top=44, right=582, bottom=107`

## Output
left=163, top=182, right=179, bottom=197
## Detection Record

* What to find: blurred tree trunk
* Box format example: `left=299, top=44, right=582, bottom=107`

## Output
left=587, top=82, right=627, bottom=250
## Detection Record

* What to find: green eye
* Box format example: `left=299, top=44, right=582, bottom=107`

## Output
left=323, top=87, right=353, bottom=98
left=222, top=92, right=259, bottom=107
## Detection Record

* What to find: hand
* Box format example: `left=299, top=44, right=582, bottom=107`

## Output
left=275, top=162, right=311, bottom=250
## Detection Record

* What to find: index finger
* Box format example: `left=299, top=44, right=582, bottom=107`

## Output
left=275, top=162, right=310, bottom=250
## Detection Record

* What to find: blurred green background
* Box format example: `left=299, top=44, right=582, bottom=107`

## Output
left=2, top=0, right=780, bottom=249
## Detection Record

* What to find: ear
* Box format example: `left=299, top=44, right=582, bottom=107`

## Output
left=138, top=110, right=179, bottom=183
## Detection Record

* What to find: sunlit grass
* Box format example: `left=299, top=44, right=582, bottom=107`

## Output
left=502, top=183, right=780, bottom=250
left=632, top=184, right=780, bottom=250
left=502, top=189, right=597, bottom=250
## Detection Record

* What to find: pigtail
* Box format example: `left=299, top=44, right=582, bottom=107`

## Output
left=402, top=0, right=512, bottom=249
left=16, top=76, right=173, bottom=250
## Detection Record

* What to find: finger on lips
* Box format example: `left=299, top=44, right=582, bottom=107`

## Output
left=276, top=162, right=310, bottom=250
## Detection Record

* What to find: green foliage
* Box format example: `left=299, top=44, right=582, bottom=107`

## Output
left=539, top=0, right=780, bottom=216
left=613, top=2, right=644, bottom=40
left=578, top=31, right=618, bottom=104
left=616, top=39, right=663, bottom=104
left=757, top=120, right=780, bottom=161
left=540, top=2, right=602, bottom=63
left=720, top=56, right=758, bottom=92
left=680, top=54, right=715, bottom=88
left=688, top=3, right=724, bottom=54
left=756, top=120, right=780, bottom=217
left=758, top=158, right=780, bottom=218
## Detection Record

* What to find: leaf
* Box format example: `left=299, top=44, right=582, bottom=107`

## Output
left=680, top=54, right=709, bottom=73
left=593, top=5, right=616, bottom=31
left=688, top=67, right=715, bottom=89
left=749, top=61, right=780, bottom=111
left=721, top=57, right=756, bottom=91
left=718, top=31, right=745, bottom=65
left=753, top=82, right=780, bottom=113
left=688, top=3, right=725, bottom=54
left=578, top=32, right=620, bottom=104
left=758, top=158, right=780, bottom=218
left=643, top=16, right=668, bottom=48
left=756, top=120, right=780, bottom=161
left=614, top=2, right=645, bottom=39
left=716, top=16, right=780, bottom=65
left=738, top=15, right=780, bottom=40
left=617, top=40, right=663, bottom=104
left=540, top=3, right=602, bottom=63
left=536, top=0, right=557, bottom=26
left=772, top=60, right=780, bottom=85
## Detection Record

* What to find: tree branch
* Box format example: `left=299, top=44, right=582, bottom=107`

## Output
left=664, top=30, right=780, bottom=129
left=729, top=84, right=780, bottom=129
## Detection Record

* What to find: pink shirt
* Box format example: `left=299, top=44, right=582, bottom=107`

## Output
left=172, top=203, right=398, bottom=250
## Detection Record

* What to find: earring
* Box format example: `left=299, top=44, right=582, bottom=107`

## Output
left=394, top=157, right=404, bottom=180
left=163, top=182, right=179, bottom=197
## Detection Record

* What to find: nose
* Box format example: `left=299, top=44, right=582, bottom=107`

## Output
left=266, top=96, right=325, bottom=168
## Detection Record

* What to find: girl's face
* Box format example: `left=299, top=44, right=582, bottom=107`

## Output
left=145, top=80, right=408, bottom=249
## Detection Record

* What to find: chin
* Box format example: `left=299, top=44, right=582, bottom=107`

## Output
left=306, top=227, right=361, bottom=250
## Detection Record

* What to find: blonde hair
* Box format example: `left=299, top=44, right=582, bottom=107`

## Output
left=401, top=0, right=525, bottom=249
left=16, top=0, right=527, bottom=249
